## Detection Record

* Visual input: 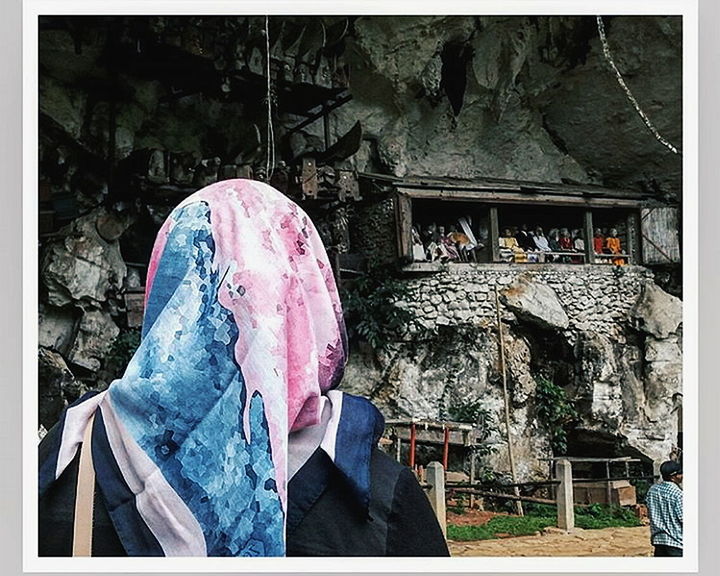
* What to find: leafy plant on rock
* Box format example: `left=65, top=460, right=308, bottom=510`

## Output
left=535, top=375, right=578, bottom=455
left=105, top=328, right=141, bottom=379
left=446, top=397, right=500, bottom=486
left=447, top=398, right=487, bottom=426
left=447, top=398, right=498, bottom=455
left=340, top=263, right=421, bottom=350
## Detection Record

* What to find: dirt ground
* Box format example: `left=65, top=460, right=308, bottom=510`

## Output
left=446, top=509, right=653, bottom=557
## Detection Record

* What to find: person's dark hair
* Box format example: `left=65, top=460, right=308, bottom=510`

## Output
left=660, top=460, right=682, bottom=481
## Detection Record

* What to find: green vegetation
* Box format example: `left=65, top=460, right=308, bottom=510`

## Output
left=574, top=503, right=642, bottom=530
left=446, top=398, right=500, bottom=482
left=340, top=263, right=420, bottom=349
left=106, top=328, right=141, bottom=368
left=447, top=503, right=641, bottom=541
left=447, top=399, right=497, bottom=454
left=534, top=375, right=579, bottom=454
left=103, top=327, right=142, bottom=381
left=447, top=515, right=556, bottom=541
left=447, top=398, right=489, bottom=426
left=448, top=498, right=467, bottom=516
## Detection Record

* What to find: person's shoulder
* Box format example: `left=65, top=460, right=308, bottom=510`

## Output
left=668, top=482, right=683, bottom=498
left=649, top=481, right=683, bottom=497
left=662, top=481, right=682, bottom=492
left=370, top=448, right=407, bottom=483
left=369, top=448, right=429, bottom=503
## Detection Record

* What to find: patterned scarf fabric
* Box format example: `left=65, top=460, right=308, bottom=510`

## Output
left=39, top=179, right=383, bottom=556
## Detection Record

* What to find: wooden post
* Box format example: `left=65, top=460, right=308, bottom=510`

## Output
left=495, top=286, right=523, bottom=516
left=409, top=422, right=417, bottom=469
left=322, top=107, right=330, bottom=150
left=469, top=451, right=476, bottom=509
left=395, top=193, right=413, bottom=261
left=549, top=460, right=556, bottom=500
left=556, top=459, right=575, bottom=531
left=442, top=426, right=450, bottom=470
left=626, top=211, right=639, bottom=264
left=489, top=206, right=500, bottom=262
left=426, top=461, right=447, bottom=538
left=301, top=157, right=319, bottom=198
left=605, top=460, right=612, bottom=506
left=584, top=210, right=595, bottom=264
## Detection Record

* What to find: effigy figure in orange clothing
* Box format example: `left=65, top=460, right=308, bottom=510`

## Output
left=604, top=228, right=626, bottom=265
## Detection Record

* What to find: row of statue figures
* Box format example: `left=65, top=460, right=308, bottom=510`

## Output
left=411, top=217, right=485, bottom=263
left=411, top=219, right=627, bottom=265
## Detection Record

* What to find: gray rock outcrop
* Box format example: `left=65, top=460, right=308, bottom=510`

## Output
left=38, top=303, right=79, bottom=354
left=41, top=208, right=127, bottom=308
left=633, top=281, right=682, bottom=338
left=39, top=208, right=127, bottom=417
left=501, top=274, right=570, bottom=330
left=67, top=309, right=121, bottom=372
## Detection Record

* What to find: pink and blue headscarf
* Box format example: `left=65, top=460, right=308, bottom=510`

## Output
left=39, top=179, right=383, bottom=556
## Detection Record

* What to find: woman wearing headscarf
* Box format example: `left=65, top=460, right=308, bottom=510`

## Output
left=38, top=179, right=448, bottom=557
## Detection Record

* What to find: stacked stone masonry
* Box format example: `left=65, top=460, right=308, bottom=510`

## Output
left=400, top=264, right=654, bottom=342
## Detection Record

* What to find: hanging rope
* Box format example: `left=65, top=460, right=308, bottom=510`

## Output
left=596, top=16, right=680, bottom=156
left=265, top=15, right=276, bottom=180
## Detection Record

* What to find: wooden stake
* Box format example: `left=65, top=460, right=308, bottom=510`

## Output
left=469, top=451, right=476, bottom=509
left=409, top=422, right=417, bottom=469
left=495, top=285, right=524, bottom=516
left=442, top=425, right=450, bottom=470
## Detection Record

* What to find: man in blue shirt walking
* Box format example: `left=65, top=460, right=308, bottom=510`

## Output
left=645, top=460, right=683, bottom=557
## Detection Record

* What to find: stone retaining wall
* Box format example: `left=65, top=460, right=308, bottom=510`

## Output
left=399, top=263, right=655, bottom=342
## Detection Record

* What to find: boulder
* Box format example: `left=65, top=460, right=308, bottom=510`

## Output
left=41, top=208, right=127, bottom=307
left=67, top=308, right=120, bottom=371
left=501, top=275, right=569, bottom=330
left=633, top=282, right=682, bottom=338
left=644, top=336, right=682, bottom=364
left=38, top=303, right=79, bottom=354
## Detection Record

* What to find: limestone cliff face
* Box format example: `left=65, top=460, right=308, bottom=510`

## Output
left=37, top=16, right=683, bottom=475
left=335, top=16, right=681, bottom=197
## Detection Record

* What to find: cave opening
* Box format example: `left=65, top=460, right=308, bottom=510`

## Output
left=521, top=324, right=575, bottom=391
left=562, top=428, right=657, bottom=501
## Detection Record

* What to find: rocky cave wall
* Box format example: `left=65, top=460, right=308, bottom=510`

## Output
left=336, top=16, right=682, bottom=197
left=37, top=16, right=684, bottom=478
